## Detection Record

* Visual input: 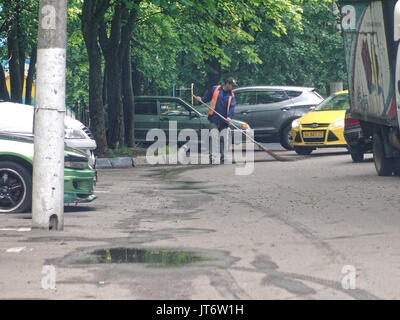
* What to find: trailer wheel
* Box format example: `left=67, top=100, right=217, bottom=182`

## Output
left=373, top=133, right=393, bottom=176
left=392, top=159, right=400, bottom=176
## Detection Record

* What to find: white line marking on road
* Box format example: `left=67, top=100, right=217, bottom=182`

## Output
left=0, top=228, right=32, bottom=232
left=6, top=247, right=26, bottom=253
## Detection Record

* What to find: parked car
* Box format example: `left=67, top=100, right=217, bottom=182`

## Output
left=134, top=96, right=252, bottom=147
left=291, top=90, right=349, bottom=155
left=0, top=101, right=97, bottom=166
left=344, top=109, right=373, bottom=162
left=228, top=86, right=324, bottom=150
left=0, top=132, right=97, bottom=213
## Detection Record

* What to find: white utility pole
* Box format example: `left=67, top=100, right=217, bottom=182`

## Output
left=32, top=0, right=67, bottom=230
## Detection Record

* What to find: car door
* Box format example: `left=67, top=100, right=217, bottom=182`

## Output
left=159, top=99, right=202, bottom=144
left=249, top=89, right=293, bottom=135
left=233, top=90, right=257, bottom=125
left=134, top=99, right=160, bottom=143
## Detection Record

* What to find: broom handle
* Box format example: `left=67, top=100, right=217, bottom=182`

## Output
left=193, top=95, right=291, bottom=161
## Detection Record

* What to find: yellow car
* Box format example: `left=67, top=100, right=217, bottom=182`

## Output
left=291, top=90, right=349, bottom=155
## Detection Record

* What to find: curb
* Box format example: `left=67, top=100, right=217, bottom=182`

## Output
left=96, top=157, right=135, bottom=169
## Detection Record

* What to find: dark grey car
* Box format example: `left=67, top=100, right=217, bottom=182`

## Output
left=233, top=86, right=323, bottom=149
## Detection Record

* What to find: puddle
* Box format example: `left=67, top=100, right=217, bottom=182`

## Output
left=52, top=246, right=238, bottom=269
left=71, top=247, right=211, bottom=267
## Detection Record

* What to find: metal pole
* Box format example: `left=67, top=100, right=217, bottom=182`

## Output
left=32, top=0, right=67, bottom=230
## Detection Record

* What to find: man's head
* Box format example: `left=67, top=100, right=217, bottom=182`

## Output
left=224, top=77, right=238, bottom=91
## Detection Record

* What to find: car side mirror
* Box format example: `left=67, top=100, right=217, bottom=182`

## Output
left=190, top=112, right=199, bottom=118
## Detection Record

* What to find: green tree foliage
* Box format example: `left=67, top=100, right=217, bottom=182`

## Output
left=66, top=4, right=90, bottom=119
left=0, top=0, right=38, bottom=102
left=234, top=0, right=346, bottom=95
left=0, top=0, right=347, bottom=153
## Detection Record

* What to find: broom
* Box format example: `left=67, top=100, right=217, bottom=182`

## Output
left=193, top=95, right=294, bottom=162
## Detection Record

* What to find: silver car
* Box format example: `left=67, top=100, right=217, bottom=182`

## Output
left=233, top=86, right=323, bottom=149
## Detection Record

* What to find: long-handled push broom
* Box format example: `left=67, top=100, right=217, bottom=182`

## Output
left=193, top=95, right=293, bottom=162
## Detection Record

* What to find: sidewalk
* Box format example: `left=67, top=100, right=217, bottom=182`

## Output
left=95, top=142, right=273, bottom=168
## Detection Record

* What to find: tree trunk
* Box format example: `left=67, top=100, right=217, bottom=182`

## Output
left=25, top=45, right=37, bottom=105
left=99, top=1, right=142, bottom=148
left=87, top=44, right=107, bottom=156
left=19, top=42, right=26, bottom=88
left=132, top=59, right=143, bottom=96
left=0, top=64, right=10, bottom=101
left=122, top=44, right=135, bottom=147
left=81, top=0, right=109, bottom=156
left=99, top=5, right=124, bottom=148
left=120, top=5, right=141, bottom=148
left=329, top=81, right=343, bottom=95
left=105, top=57, right=124, bottom=148
left=8, top=27, right=23, bottom=103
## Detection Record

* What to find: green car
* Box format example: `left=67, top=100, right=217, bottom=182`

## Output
left=134, top=96, right=251, bottom=145
left=0, top=132, right=97, bottom=213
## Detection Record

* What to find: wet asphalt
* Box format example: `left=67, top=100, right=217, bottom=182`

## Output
left=0, top=145, right=399, bottom=299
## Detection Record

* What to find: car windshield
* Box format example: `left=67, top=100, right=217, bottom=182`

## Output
left=314, top=93, right=350, bottom=111
left=193, top=105, right=209, bottom=115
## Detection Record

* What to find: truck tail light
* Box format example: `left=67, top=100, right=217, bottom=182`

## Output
left=345, top=114, right=360, bottom=127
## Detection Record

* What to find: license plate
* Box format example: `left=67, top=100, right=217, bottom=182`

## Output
left=303, top=131, right=324, bottom=138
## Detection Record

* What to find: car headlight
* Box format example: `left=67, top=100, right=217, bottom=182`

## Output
left=64, top=128, right=87, bottom=139
left=292, top=120, right=300, bottom=129
left=332, top=119, right=345, bottom=128
left=64, top=154, right=89, bottom=169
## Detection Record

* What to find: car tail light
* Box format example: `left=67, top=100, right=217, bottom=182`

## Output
left=345, top=114, right=360, bottom=127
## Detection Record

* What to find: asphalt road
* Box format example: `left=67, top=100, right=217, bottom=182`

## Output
left=1, top=146, right=400, bottom=300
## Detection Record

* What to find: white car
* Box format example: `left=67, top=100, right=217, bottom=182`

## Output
left=0, top=101, right=96, bottom=165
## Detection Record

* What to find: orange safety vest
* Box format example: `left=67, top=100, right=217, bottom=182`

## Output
left=209, top=85, right=234, bottom=117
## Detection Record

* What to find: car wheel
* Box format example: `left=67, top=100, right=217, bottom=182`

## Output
left=350, top=147, right=364, bottom=163
left=373, top=133, right=393, bottom=176
left=0, top=161, right=32, bottom=213
left=294, top=146, right=313, bottom=155
left=280, top=123, right=294, bottom=150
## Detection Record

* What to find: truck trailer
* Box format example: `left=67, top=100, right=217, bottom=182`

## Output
left=339, top=0, right=400, bottom=175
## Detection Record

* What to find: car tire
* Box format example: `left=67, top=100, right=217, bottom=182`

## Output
left=280, top=123, right=294, bottom=150
left=294, top=146, right=313, bottom=155
left=350, top=147, right=364, bottom=163
left=0, top=161, right=32, bottom=213
left=373, top=133, right=393, bottom=176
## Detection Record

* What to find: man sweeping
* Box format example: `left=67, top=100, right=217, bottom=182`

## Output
left=194, top=77, right=238, bottom=164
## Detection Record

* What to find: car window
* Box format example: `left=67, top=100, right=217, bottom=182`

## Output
left=234, top=91, right=256, bottom=105
left=256, top=91, right=288, bottom=104
left=135, top=101, right=158, bottom=115
left=314, top=93, right=350, bottom=111
left=160, top=101, right=190, bottom=116
left=286, top=91, right=302, bottom=98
